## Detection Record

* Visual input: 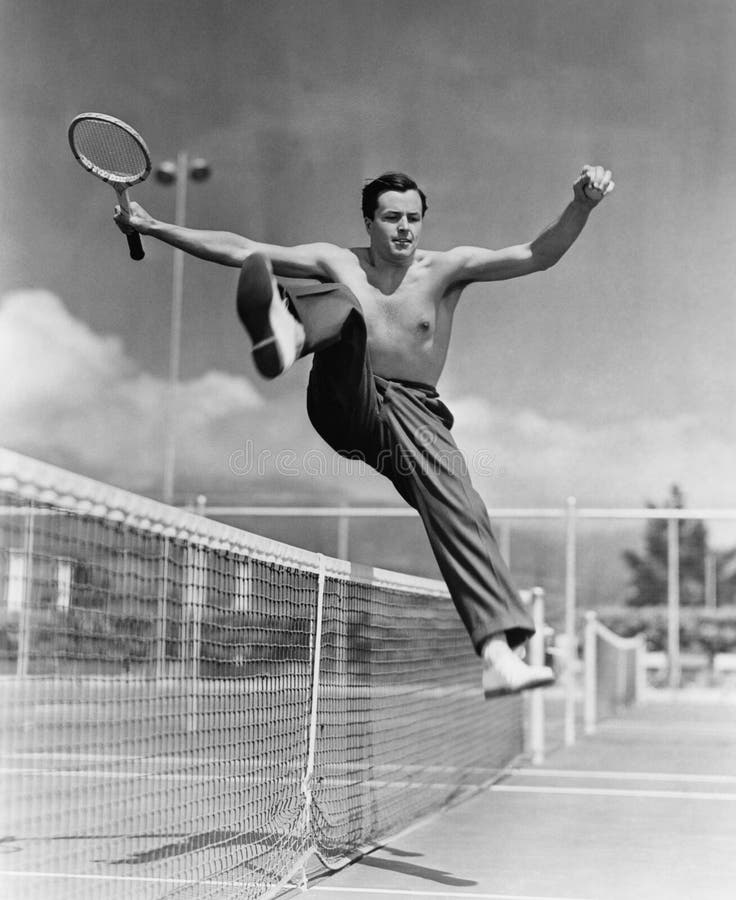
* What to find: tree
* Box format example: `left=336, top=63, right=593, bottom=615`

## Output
left=622, top=485, right=708, bottom=607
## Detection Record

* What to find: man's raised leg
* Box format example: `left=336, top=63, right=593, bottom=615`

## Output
left=236, top=253, right=305, bottom=379
left=236, top=252, right=364, bottom=380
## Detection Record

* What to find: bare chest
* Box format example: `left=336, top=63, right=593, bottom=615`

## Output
left=333, top=258, right=447, bottom=338
left=323, top=250, right=462, bottom=382
left=364, top=285, right=439, bottom=342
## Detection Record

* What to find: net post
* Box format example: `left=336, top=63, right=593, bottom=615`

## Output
left=635, top=633, right=648, bottom=702
left=667, top=516, right=681, bottom=689
left=583, top=610, right=598, bottom=735
left=527, top=586, right=546, bottom=764
left=564, top=496, right=578, bottom=747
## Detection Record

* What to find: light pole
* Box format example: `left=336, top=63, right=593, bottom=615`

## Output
left=156, top=153, right=211, bottom=505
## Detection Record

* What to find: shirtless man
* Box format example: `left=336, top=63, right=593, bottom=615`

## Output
left=115, top=164, right=614, bottom=697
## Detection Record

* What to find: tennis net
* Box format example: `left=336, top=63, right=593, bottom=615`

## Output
left=0, top=449, right=524, bottom=900
left=583, top=610, right=646, bottom=734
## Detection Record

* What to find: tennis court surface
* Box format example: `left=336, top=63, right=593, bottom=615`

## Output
left=298, top=696, right=736, bottom=900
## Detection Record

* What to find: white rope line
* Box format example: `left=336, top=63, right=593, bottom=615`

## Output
left=302, top=554, right=327, bottom=832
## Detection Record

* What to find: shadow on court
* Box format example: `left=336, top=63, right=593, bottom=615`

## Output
left=358, top=853, right=477, bottom=888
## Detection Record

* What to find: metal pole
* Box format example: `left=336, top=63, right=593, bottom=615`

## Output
left=528, top=587, right=546, bottom=764
left=500, top=521, right=512, bottom=566
left=564, top=496, right=577, bottom=746
left=667, top=517, right=681, bottom=689
left=583, top=611, right=597, bottom=735
left=337, top=512, right=350, bottom=559
left=162, top=151, right=189, bottom=505
left=704, top=549, right=717, bottom=610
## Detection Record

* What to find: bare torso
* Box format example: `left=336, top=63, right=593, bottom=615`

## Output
left=323, top=247, right=465, bottom=386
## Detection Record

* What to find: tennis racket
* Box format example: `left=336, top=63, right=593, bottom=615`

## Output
left=68, top=112, right=152, bottom=261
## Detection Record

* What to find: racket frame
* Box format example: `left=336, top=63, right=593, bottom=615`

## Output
left=68, top=112, right=152, bottom=261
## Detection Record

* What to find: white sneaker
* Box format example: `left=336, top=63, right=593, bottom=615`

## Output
left=482, top=652, right=555, bottom=699
left=236, top=253, right=305, bottom=379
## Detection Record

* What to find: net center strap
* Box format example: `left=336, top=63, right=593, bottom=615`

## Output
left=302, top=554, right=327, bottom=821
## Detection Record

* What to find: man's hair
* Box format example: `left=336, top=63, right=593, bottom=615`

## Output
left=361, top=172, right=428, bottom=221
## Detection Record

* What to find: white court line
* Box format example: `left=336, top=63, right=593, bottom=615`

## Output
left=0, top=873, right=594, bottom=900
left=1, top=878, right=594, bottom=900
left=0, top=870, right=271, bottom=888
left=513, top=767, right=736, bottom=785
left=490, top=784, right=736, bottom=801
left=310, top=887, right=595, bottom=900
left=597, top=721, right=736, bottom=737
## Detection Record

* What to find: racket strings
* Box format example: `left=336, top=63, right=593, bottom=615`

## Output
left=72, top=119, right=149, bottom=183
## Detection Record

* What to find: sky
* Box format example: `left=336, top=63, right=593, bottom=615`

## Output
left=1, top=0, right=735, bottom=521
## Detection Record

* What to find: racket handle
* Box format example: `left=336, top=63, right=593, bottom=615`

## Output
left=127, top=231, right=145, bottom=261
left=119, top=189, right=144, bottom=261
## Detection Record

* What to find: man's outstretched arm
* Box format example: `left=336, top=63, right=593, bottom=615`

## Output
left=113, top=201, right=342, bottom=279
left=444, top=164, right=614, bottom=285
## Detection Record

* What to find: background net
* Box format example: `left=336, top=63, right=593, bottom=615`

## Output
left=0, top=449, right=523, bottom=900
left=586, top=613, right=645, bottom=727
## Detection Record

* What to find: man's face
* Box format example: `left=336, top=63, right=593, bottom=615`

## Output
left=365, top=190, right=424, bottom=261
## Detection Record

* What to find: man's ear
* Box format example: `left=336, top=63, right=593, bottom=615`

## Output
left=364, top=217, right=372, bottom=233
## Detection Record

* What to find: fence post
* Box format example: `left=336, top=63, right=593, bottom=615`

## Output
left=667, top=517, right=681, bottom=689
left=500, top=521, right=512, bottom=566
left=635, top=633, right=648, bottom=701
left=337, top=509, right=350, bottom=560
left=528, top=587, right=546, bottom=764
left=704, top=550, right=717, bottom=610
left=584, top=611, right=597, bottom=735
left=564, top=496, right=578, bottom=746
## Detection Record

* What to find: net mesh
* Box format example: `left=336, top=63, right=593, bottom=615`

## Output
left=586, top=613, right=644, bottom=726
left=70, top=117, right=149, bottom=183
left=0, top=450, right=523, bottom=900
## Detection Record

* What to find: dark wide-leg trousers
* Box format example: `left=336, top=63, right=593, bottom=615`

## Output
left=284, top=282, right=534, bottom=654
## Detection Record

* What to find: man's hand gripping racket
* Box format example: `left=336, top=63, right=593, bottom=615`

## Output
left=68, top=113, right=151, bottom=261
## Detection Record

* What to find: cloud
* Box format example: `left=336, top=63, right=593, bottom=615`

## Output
left=0, top=290, right=394, bottom=504
left=446, top=393, right=736, bottom=511
left=3, top=290, right=735, bottom=528
left=0, top=290, right=264, bottom=492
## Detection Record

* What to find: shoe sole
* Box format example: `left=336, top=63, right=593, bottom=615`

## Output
left=482, top=672, right=556, bottom=700
left=236, top=253, right=283, bottom=379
